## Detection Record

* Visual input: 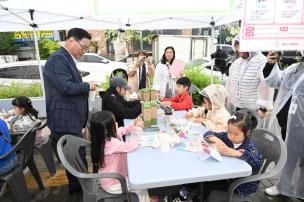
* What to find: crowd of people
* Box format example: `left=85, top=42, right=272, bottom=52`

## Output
left=0, top=27, right=303, bottom=201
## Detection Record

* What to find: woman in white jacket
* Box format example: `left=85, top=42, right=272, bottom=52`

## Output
left=153, top=46, right=185, bottom=97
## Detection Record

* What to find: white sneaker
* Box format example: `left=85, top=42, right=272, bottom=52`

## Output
left=265, top=186, right=280, bottom=196
left=23, top=167, right=30, bottom=175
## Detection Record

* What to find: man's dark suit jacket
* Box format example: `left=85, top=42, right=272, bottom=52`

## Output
left=43, top=47, right=90, bottom=135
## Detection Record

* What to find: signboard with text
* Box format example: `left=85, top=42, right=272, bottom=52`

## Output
left=14, top=31, right=54, bottom=43
left=240, top=0, right=304, bottom=51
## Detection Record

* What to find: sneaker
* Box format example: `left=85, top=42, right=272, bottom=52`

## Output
left=265, top=186, right=280, bottom=196
left=23, top=167, right=30, bottom=175
left=0, top=183, right=8, bottom=197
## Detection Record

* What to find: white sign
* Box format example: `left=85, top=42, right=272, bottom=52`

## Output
left=240, top=0, right=304, bottom=51
left=93, top=0, right=235, bottom=17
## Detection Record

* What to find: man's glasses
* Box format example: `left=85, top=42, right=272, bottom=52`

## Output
left=75, top=39, right=89, bottom=53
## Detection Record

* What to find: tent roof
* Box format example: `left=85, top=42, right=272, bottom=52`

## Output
left=0, top=0, right=242, bottom=31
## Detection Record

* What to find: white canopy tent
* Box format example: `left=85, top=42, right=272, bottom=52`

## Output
left=0, top=0, right=243, bottom=31
left=0, top=0, right=243, bottom=91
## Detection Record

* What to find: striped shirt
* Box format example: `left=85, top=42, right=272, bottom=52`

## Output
left=226, top=52, right=267, bottom=110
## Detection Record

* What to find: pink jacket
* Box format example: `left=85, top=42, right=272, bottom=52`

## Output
left=98, top=124, right=140, bottom=189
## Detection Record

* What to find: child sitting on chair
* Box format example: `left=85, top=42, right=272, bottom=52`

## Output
left=186, top=84, right=230, bottom=132
left=2, top=96, right=40, bottom=132
left=159, top=77, right=192, bottom=110
left=2, top=96, right=49, bottom=146
left=2, top=96, right=55, bottom=176
left=203, top=110, right=262, bottom=198
left=90, top=111, right=150, bottom=202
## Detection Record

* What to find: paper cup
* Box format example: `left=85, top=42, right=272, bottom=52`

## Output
left=89, top=90, right=96, bottom=102
left=159, top=132, right=170, bottom=153
left=153, top=84, right=160, bottom=91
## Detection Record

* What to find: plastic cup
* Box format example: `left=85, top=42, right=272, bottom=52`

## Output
left=159, top=132, right=170, bottom=153
left=89, top=90, right=96, bottom=102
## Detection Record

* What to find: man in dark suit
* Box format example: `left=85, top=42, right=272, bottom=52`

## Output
left=43, top=28, right=96, bottom=194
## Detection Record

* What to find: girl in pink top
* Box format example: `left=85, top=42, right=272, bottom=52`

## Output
left=90, top=111, right=150, bottom=201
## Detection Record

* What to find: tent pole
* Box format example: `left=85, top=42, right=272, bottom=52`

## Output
left=32, top=29, right=45, bottom=98
left=210, top=18, right=215, bottom=84
left=29, top=9, right=45, bottom=98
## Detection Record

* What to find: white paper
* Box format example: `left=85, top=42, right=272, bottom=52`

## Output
left=202, top=144, right=222, bottom=162
left=209, top=146, right=222, bottom=162
left=140, top=134, right=160, bottom=148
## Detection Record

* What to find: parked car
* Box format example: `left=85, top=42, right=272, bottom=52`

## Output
left=79, top=53, right=110, bottom=64
left=0, top=58, right=127, bottom=86
left=280, top=51, right=303, bottom=67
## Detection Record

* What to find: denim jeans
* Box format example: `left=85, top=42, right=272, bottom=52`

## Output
left=0, top=156, right=18, bottom=176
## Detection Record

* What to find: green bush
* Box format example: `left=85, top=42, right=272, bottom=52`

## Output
left=99, top=71, right=129, bottom=91
left=0, top=83, right=43, bottom=99
left=38, top=39, right=60, bottom=59
left=185, top=66, right=220, bottom=106
left=0, top=32, right=18, bottom=55
left=100, top=74, right=110, bottom=91
left=185, top=67, right=220, bottom=89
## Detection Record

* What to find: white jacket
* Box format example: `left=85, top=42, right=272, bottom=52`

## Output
left=153, top=62, right=171, bottom=97
left=203, top=84, right=231, bottom=132
left=226, top=52, right=270, bottom=110
left=263, top=62, right=304, bottom=137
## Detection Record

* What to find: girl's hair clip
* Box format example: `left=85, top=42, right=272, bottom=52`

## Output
left=230, top=115, right=237, bottom=120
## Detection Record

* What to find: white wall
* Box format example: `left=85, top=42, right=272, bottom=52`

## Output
left=158, top=36, right=191, bottom=63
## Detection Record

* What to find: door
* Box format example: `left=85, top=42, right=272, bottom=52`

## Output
left=192, top=38, right=206, bottom=60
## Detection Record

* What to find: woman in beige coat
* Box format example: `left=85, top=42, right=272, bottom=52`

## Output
left=186, top=84, right=230, bottom=132
left=127, top=50, right=155, bottom=92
